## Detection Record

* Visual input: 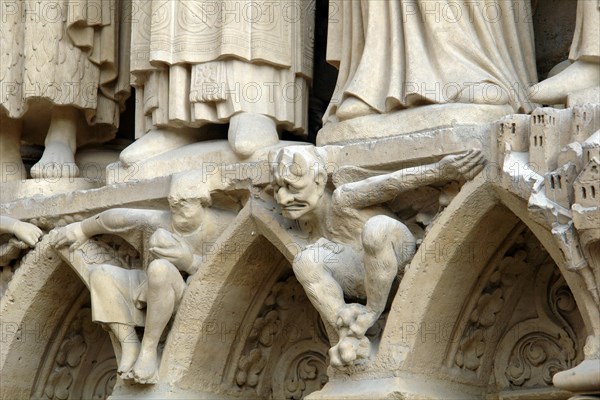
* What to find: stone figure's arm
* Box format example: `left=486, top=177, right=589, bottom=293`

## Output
left=51, top=209, right=167, bottom=249
left=148, top=228, right=197, bottom=275
left=0, top=216, right=43, bottom=247
left=334, top=150, right=484, bottom=209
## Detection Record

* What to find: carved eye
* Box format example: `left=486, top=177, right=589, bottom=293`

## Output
left=287, top=185, right=300, bottom=194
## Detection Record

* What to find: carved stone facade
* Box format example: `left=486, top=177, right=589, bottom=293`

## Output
left=1, top=1, right=599, bottom=399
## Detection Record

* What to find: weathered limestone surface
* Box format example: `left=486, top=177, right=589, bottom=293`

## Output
left=1, top=1, right=599, bottom=400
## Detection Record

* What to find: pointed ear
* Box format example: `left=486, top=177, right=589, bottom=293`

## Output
left=293, top=151, right=310, bottom=177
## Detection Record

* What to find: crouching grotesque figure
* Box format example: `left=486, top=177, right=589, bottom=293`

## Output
left=270, top=146, right=485, bottom=367
left=51, top=176, right=235, bottom=384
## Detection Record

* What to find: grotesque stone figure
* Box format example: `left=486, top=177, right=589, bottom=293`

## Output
left=121, top=0, right=314, bottom=163
left=0, top=0, right=130, bottom=181
left=529, top=0, right=600, bottom=104
left=270, top=146, right=485, bottom=367
left=51, top=176, right=235, bottom=384
left=324, top=0, right=538, bottom=124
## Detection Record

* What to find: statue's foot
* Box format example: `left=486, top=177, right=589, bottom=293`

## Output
left=329, top=336, right=371, bottom=368
left=552, top=359, right=600, bottom=393
left=336, top=303, right=379, bottom=339
left=528, top=61, right=600, bottom=104
left=228, top=112, right=278, bottom=158
left=31, top=141, right=80, bottom=179
left=119, top=128, right=198, bottom=166
left=132, top=347, right=159, bottom=385
left=117, top=340, right=141, bottom=377
left=336, top=97, right=377, bottom=121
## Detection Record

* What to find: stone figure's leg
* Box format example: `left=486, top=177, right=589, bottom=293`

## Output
left=337, top=216, right=415, bottom=337
left=109, top=323, right=142, bottom=376
left=333, top=216, right=416, bottom=366
left=31, top=106, right=80, bottom=179
left=89, top=265, right=142, bottom=375
left=0, top=115, right=26, bottom=181
left=293, top=240, right=368, bottom=367
left=132, top=259, right=186, bottom=384
left=292, top=241, right=356, bottom=329
left=228, top=112, right=279, bottom=158
left=361, top=216, right=415, bottom=334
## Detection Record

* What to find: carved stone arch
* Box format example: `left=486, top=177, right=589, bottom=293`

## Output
left=0, top=236, right=117, bottom=399
left=1, top=237, right=84, bottom=398
left=32, top=292, right=118, bottom=400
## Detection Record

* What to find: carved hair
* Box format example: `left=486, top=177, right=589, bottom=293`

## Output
left=167, top=174, right=212, bottom=207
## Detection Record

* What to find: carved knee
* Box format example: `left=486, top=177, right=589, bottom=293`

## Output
left=147, top=259, right=177, bottom=286
left=362, top=215, right=397, bottom=255
left=362, top=216, right=416, bottom=264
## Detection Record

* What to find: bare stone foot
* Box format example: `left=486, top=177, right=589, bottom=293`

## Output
left=120, top=128, right=198, bottom=166
left=31, top=141, right=80, bottom=179
left=528, top=61, right=600, bottom=104
left=329, top=336, right=371, bottom=368
left=118, top=340, right=141, bottom=378
left=336, top=303, right=379, bottom=338
left=132, top=347, right=159, bottom=384
left=228, top=112, right=278, bottom=158
left=336, top=97, right=377, bottom=121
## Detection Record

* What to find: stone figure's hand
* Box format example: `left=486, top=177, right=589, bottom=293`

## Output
left=149, top=228, right=194, bottom=272
left=12, top=221, right=43, bottom=247
left=50, top=222, right=87, bottom=250
left=439, top=149, right=485, bottom=181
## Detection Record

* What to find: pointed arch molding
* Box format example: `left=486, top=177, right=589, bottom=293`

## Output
left=370, top=173, right=596, bottom=391
left=0, top=237, right=87, bottom=398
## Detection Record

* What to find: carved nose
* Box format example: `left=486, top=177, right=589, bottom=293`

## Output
left=277, top=189, right=294, bottom=205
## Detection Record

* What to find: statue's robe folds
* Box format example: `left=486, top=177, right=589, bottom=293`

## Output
left=0, top=0, right=130, bottom=144
left=130, top=0, right=314, bottom=137
left=325, top=0, right=539, bottom=123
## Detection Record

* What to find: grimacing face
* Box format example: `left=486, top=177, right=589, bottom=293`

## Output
left=273, top=157, right=326, bottom=221
left=169, top=197, right=204, bottom=233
